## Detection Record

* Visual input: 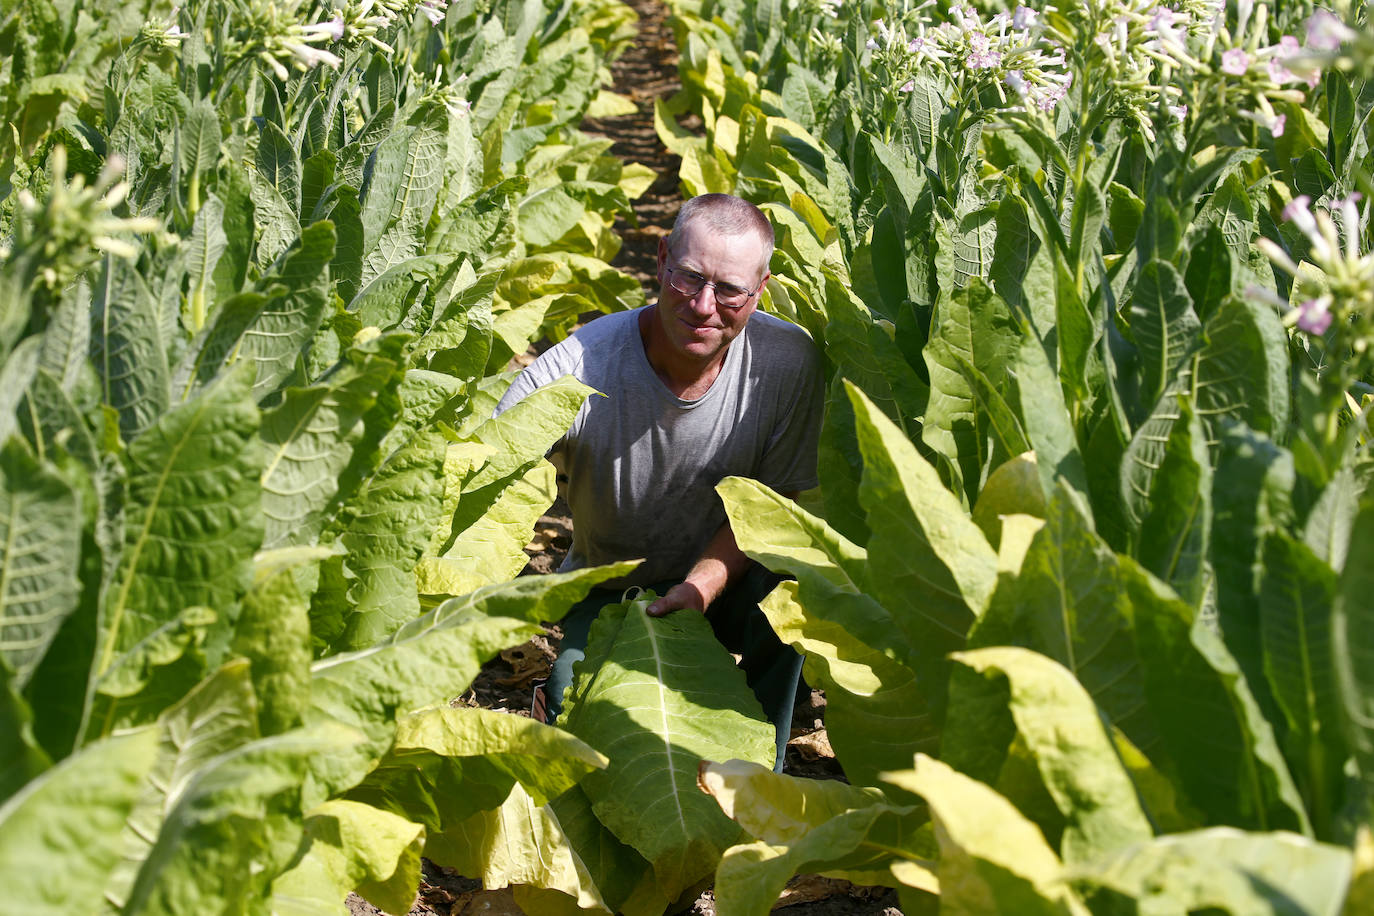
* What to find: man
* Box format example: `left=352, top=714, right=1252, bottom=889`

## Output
left=495, top=193, right=824, bottom=768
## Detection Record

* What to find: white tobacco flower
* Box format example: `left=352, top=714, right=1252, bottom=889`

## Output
left=1168, top=102, right=1188, bottom=119
left=1013, top=5, right=1038, bottom=30
left=418, top=0, right=446, bottom=26
left=298, top=16, right=345, bottom=41
left=284, top=41, right=342, bottom=69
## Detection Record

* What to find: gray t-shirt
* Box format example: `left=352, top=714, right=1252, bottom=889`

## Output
left=495, top=306, right=824, bottom=586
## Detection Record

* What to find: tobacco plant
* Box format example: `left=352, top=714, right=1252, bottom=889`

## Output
left=0, top=0, right=655, bottom=911
left=663, top=0, right=1374, bottom=911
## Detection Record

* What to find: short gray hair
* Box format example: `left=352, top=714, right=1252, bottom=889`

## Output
left=667, top=194, right=774, bottom=276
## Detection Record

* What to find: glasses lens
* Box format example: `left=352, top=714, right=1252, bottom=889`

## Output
left=670, top=269, right=705, bottom=296
left=715, top=284, right=749, bottom=306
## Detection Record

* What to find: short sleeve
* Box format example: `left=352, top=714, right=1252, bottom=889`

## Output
left=754, top=337, right=825, bottom=494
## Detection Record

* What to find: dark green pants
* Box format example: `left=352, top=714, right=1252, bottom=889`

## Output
left=541, top=565, right=803, bottom=771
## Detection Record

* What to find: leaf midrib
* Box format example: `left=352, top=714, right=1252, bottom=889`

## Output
left=98, top=395, right=216, bottom=679
left=644, top=619, right=688, bottom=835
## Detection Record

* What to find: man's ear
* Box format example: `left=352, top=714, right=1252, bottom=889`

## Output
left=657, top=236, right=669, bottom=279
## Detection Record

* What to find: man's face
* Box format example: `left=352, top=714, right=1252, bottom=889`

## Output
left=653, top=223, right=770, bottom=366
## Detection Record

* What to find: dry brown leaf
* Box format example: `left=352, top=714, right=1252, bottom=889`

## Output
left=787, top=728, right=834, bottom=761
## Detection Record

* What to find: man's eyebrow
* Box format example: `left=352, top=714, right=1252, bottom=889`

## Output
left=679, top=264, right=754, bottom=288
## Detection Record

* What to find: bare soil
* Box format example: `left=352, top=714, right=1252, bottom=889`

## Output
left=349, top=2, right=904, bottom=912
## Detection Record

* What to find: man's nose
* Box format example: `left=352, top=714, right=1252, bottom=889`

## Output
left=687, top=283, right=718, bottom=315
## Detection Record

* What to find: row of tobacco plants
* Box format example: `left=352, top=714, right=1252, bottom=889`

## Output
left=657, top=0, right=1374, bottom=913
left=0, top=0, right=683, bottom=912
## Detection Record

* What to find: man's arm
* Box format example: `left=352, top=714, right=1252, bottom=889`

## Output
left=644, top=491, right=798, bottom=617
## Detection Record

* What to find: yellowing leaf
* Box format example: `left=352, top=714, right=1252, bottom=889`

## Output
left=586, top=90, right=638, bottom=118
left=881, top=755, right=1084, bottom=916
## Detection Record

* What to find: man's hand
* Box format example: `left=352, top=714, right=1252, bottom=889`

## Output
left=645, top=582, right=708, bottom=617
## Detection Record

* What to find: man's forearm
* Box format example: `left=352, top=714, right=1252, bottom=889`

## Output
left=645, top=521, right=749, bottom=616
left=687, top=522, right=752, bottom=603
left=646, top=491, right=798, bottom=617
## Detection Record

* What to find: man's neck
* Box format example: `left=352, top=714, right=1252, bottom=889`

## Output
left=638, top=306, right=728, bottom=400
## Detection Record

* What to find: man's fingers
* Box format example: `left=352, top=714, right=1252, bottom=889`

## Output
left=643, top=584, right=705, bottom=617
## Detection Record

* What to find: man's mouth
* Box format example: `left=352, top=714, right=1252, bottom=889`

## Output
left=678, top=318, right=719, bottom=336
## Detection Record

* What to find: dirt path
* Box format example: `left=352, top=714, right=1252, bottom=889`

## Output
left=585, top=0, right=686, bottom=291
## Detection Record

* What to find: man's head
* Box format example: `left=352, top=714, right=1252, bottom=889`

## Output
left=651, top=194, right=774, bottom=371
left=664, top=193, right=775, bottom=276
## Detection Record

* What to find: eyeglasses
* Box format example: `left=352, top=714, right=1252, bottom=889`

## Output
left=664, top=263, right=762, bottom=309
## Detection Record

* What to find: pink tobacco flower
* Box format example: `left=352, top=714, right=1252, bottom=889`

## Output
left=1221, top=48, right=1250, bottom=75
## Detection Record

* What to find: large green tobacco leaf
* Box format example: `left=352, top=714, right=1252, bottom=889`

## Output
left=181, top=101, right=222, bottom=184
left=0, top=727, right=160, bottom=916
left=93, top=365, right=263, bottom=711
left=1013, top=329, right=1090, bottom=515
left=760, top=581, right=935, bottom=788
left=0, top=441, right=82, bottom=689
left=349, top=254, right=452, bottom=331
left=816, top=376, right=868, bottom=547
left=429, top=782, right=664, bottom=916
left=464, top=374, right=595, bottom=495
left=360, top=705, right=608, bottom=828
left=184, top=196, right=228, bottom=327
left=1123, top=561, right=1310, bottom=834
left=360, top=108, right=447, bottom=286
left=991, top=192, right=1058, bottom=339
left=967, top=494, right=1162, bottom=760
left=714, top=476, right=876, bottom=634
left=123, top=723, right=365, bottom=916
left=271, top=799, right=425, bottom=916
left=0, top=337, right=41, bottom=447
left=250, top=168, right=302, bottom=268
left=1332, top=505, right=1374, bottom=805
left=921, top=279, right=1021, bottom=494
left=1128, top=260, right=1200, bottom=407
left=1071, top=828, right=1351, bottom=915
left=969, top=491, right=1308, bottom=832
left=1123, top=297, right=1289, bottom=529
left=178, top=222, right=337, bottom=402
left=233, top=551, right=321, bottom=736
left=701, top=760, right=934, bottom=916
left=257, top=121, right=300, bottom=212
left=949, top=648, right=1153, bottom=865
left=307, top=563, right=636, bottom=796
left=848, top=382, right=995, bottom=678
left=717, top=478, right=937, bottom=785
left=1138, top=400, right=1211, bottom=607
left=1211, top=425, right=1294, bottom=713
left=104, top=660, right=261, bottom=911
left=417, top=460, right=557, bottom=598
left=334, top=428, right=447, bottom=651
left=1, top=661, right=49, bottom=800
left=817, top=276, right=928, bottom=438
left=258, top=333, right=409, bottom=550
left=91, top=256, right=171, bottom=441
left=559, top=595, right=776, bottom=901
left=883, top=755, right=1085, bottom=916
left=1303, top=465, right=1361, bottom=570
left=1258, top=532, right=1345, bottom=835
